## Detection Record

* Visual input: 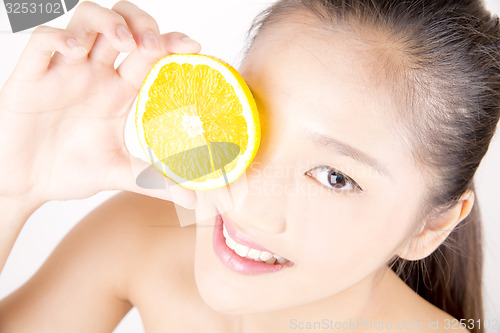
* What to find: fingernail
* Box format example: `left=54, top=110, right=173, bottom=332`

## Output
left=181, top=35, right=200, bottom=45
left=116, top=25, right=136, bottom=47
left=66, top=38, right=87, bottom=55
left=142, top=31, right=159, bottom=50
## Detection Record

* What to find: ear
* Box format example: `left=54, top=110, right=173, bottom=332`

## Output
left=397, top=190, right=475, bottom=261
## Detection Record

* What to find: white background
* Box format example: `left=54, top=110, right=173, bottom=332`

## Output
left=0, top=1, right=499, bottom=332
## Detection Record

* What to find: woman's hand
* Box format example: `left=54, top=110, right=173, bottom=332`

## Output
left=0, top=1, right=199, bottom=207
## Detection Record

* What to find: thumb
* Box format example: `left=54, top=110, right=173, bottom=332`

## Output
left=107, top=154, right=197, bottom=209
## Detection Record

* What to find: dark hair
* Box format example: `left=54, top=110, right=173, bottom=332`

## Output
left=247, top=0, right=500, bottom=329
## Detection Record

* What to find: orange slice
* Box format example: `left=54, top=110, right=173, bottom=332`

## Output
left=136, top=54, right=260, bottom=190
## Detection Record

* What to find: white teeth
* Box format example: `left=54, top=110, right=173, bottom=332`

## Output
left=277, top=257, right=288, bottom=264
left=222, top=222, right=289, bottom=265
left=274, top=254, right=287, bottom=264
left=247, top=248, right=261, bottom=260
left=259, top=251, right=273, bottom=261
left=234, top=244, right=250, bottom=257
left=225, top=237, right=236, bottom=250
left=265, top=257, right=277, bottom=265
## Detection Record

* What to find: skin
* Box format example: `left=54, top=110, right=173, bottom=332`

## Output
left=0, top=2, right=474, bottom=332
left=195, top=19, right=425, bottom=313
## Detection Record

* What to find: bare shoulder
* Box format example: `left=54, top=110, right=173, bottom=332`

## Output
left=0, top=191, right=197, bottom=332
left=383, top=268, right=470, bottom=333
left=418, top=308, right=471, bottom=333
left=415, top=302, right=470, bottom=333
left=83, top=191, right=198, bottom=299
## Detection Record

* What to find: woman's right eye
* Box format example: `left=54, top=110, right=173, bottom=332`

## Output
left=305, top=166, right=362, bottom=193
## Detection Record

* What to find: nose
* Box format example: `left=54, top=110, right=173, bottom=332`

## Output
left=215, top=78, right=295, bottom=235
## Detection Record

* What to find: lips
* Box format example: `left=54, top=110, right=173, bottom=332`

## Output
left=223, top=222, right=290, bottom=264
left=212, top=212, right=293, bottom=274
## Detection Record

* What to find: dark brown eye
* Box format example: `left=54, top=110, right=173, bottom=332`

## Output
left=328, top=170, right=346, bottom=188
left=305, top=166, right=362, bottom=192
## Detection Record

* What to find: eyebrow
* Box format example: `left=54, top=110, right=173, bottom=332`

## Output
left=307, top=131, right=391, bottom=178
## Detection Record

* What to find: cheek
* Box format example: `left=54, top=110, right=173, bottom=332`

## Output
left=290, top=188, right=419, bottom=286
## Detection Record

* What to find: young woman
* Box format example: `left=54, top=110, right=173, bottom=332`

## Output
left=0, top=0, right=498, bottom=331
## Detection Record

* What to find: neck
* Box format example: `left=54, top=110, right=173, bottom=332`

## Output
left=238, top=266, right=405, bottom=332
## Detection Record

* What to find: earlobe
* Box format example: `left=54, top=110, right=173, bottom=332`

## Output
left=397, top=190, right=475, bottom=261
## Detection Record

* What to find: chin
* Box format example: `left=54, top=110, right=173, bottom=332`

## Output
left=194, top=274, right=285, bottom=315
left=193, top=226, right=291, bottom=315
left=192, top=199, right=304, bottom=315
left=193, top=257, right=255, bottom=315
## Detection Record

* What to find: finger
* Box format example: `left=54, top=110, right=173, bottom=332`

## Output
left=12, top=26, right=87, bottom=79
left=52, top=1, right=136, bottom=66
left=112, top=1, right=161, bottom=54
left=89, top=1, right=160, bottom=66
left=117, top=32, right=202, bottom=90
left=87, top=33, right=120, bottom=66
left=107, top=154, right=197, bottom=209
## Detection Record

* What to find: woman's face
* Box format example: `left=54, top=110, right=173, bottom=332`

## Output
left=193, top=16, right=427, bottom=315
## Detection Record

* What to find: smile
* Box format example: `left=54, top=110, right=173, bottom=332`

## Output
left=212, top=211, right=293, bottom=274
left=223, top=223, right=290, bottom=265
